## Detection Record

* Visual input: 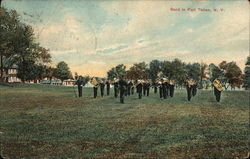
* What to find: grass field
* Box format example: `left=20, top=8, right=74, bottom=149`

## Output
left=0, top=84, right=249, bottom=158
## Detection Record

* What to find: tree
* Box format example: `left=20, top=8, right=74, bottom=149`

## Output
left=17, top=59, right=37, bottom=82
left=171, top=59, right=186, bottom=87
left=0, top=7, right=21, bottom=82
left=0, top=7, right=51, bottom=82
left=159, top=58, right=186, bottom=87
left=161, top=60, right=172, bottom=78
left=125, top=62, right=148, bottom=80
left=74, top=72, right=79, bottom=80
left=219, top=61, right=243, bottom=89
left=45, top=66, right=56, bottom=84
left=186, top=63, right=200, bottom=81
left=14, top=24, right=51, bottom=82
left=54, top=61, right=72, bottom=82
left=208, top=63, right=223, bottom=82
left=148, top=60, right=161, bottom=82
left=199, top=63, right=208, bottom=89
left=83, top=75, right=90, bottom=84
left=34, top=64, right=47, bottom=83
left=226, top=62, right=243, bottom=89
left=16, top=62, right=48, bottom=83
left=243, top=56, right=250, bottom=90
left=200, top=63, right=207, bottom=80
left=107, top=64, right=126, bottom=80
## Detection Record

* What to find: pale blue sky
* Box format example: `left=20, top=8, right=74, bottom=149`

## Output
left=3, top=0, right=249, bottom=76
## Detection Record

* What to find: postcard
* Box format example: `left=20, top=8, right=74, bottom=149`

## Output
left=0, top=0, right=249, bottom=158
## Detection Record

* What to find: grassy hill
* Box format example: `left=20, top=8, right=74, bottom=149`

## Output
left=0, top=84, right=248, bottom=158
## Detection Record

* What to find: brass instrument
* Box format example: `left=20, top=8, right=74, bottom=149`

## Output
left=131, top=80, right=137, bottom=88
left=157, top=80, right=162, bottom=87
left=162, top=78, right=169, bottom=84
left=169, top=80, right=174, bottom=85
left=111, top=78, right=119, bottom=83
left=213, top=79, right=223, bottom=91
left=90, top=77, right=99, bottom=88
left=136, top=80, right=143, bottom=86
left=187, top=79, right=195, bottom=88
left=132, top=83, right=137, bottom=88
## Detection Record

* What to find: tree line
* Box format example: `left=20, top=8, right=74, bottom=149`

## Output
left=0, top=6, right=72, bottom=83
left=107, top=57, right=250, bottom=90
left=1, top=6, right=249, bottom=89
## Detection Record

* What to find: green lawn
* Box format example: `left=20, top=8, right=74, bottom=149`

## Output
left=0, top=84, right=249, bottom=158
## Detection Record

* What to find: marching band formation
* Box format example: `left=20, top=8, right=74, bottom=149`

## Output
left=75, top=76, right=223, bottom=103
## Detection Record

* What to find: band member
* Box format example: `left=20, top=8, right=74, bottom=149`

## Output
left=166, top=78, right=170, bottom=97
left=131, top=80, right=135, bottom=95
left=145, top=80, right=151, bottom=96
left=142, top=80, right=146, bottom=96
left=100, top=80, right=105, bottom=97
left=169, top=79, right=175, bottom=97
left=213, top=78, right=223, bottom=102
left=124, top=80, right=128, bottom=97
left=127, top=80, right=133, bottom=96
left=113, top=78, right=119, bottom=98
left=136, top=80, right=143, bottom=99
left=191, top=80, right=198, bottom=97
left=119, top=76, right=127, bottom=103
left=106, top=80, right=110, bottom=96
left=158, top=79, right=163, bottom=99
left=74, top=76, right=84, bottom=97
left=152, top=81, right=158, bottom=94
left=162, top=78, right=169, bottom=99
left=186, top=78, right=195, bottom=101
left=90, top=77, right=99, bottom=98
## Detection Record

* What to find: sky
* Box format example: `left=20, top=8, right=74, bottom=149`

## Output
left=2, top=0, right=249, bottom=77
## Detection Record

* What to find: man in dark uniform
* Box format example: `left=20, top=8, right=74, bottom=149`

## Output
left=106, top=80, right=110, bottom=96
left=93, top=85, right=98, bottom=98
left=119, top=76, right=127, bottom=103
left=124, top=79, right=128, bottom=96
left=191, top=80, right=198, bottom=97
left=162, top=78, right=168, bottom=99
left=145, top=80, right=151, bottom=96
left=131, top=80, right=135, bottom=95
left=100, top=80, right=105, bottom=97
left=142, top=80, right=146, bottom=96
left=113, top=78, right=119, bottom=98
left=169, top=79, right=175, bottom=97
left=186, top=78, right=194, bottom=101
left=127, top=80, right=133, bottom=96
left=136, top=80, right=143, bottom=99
left=158, top=80, right=163, bottom=99
left=90, top=77, right=99, bottom=98
left=74, top=76, right=84, bottom=97
left=166, top=78, right=170, bottom=97
left=152, top=81, right=158, bottom=94
left=213, top=78, right=223, bottom=102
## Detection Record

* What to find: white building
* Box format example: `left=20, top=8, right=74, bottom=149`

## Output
left=2, top=66, right=22, bottom=83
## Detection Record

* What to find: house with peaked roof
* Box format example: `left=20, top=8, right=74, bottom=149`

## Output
left=0, top=57, right=21, bottom=83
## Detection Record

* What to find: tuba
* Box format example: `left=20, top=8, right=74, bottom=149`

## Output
left=213, top=79, right=223, bottom=91
left=90, top=77, right=99, bottom=88
left=187, top=79, right=194, bottom=88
